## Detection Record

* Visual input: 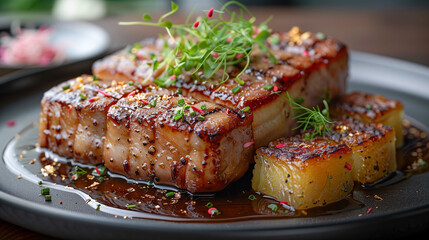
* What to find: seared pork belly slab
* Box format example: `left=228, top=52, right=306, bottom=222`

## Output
left=105, top=91, right=253, bottom=192
left=327, top=117, right=397, bottom=184
left=252, top=136, right=354, bottom=209
left=330, top=91, right=404, bottom=147
left=39, top=75, right=138, bottom=164
left=93, top=28, right=348, bottom=147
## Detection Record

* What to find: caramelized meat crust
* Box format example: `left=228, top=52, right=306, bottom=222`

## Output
left=93, top=28, right=349, bottom=147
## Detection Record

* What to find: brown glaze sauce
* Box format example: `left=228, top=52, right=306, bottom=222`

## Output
left=8, top=119, right=429, bottom=222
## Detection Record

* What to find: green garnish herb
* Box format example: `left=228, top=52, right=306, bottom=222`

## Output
left=283, top=92, right=332, bottom=139
left=71, top=166, right=87, bottom=180
left=177, top=88, right=182, bottom=94
left=92, top=75, right=99, bottom=81
left=197, top=115, right=205, bottom=121
left=263, top=84, right=273, bottom=90
left=268, top=204, right=278, bottom=212
left=79, top=93, right=87, bottom=100
left=41, top=188, right=50, bottom=195
left=127, top=204, right=136, bottom=209
left=200, top=104, right=207, bottom=110
left=206, top=202, right=213, bottom=208
left=150, top=99, right=157, bottom=107
left=119, top=1, right=276, bottom=88
left=248, top=194, right=256, bottom=200
left=365, top=105, right=372, bottom=110
left=38, top=181, right=43, bottom=186
left=242, top=106, right=250, bottom=112
left=177, top=99, right=185, bottom=107
left=143, top=13, right=152, bottom=21
left=128, top=81, right=134, bottom=86
left=231, top=86, right=241, bottom=94
left=165, top=192, right=175, bottom=197
left=45, top=195, right=51, bottom=201
left=92, top=165, right=107, bottom=177
left=174, top=110, right=184, bottom=121
left=62, top=85, right=70, bottom=91
left=295, top=97, right=304, bottom=104
left=96, top=204, right=101, bottom=211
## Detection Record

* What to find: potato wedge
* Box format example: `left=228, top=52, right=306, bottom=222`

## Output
left=330, top=91, right=404, bottom=147
left=328, top=117, right=397, bottom=184
left=252, top=136, right=353, bottom=209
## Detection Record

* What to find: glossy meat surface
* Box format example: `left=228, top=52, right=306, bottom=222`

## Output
left=93, top=28, right=349, bottom=147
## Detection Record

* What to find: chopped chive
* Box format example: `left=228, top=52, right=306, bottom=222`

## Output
left=38, top=181, right=43, bottom=186
left=174, top=112, right=183, bottom=121
left=177, top=99, right=185, bottom=106
left=197, top=116, right=205, bottom=121
left=263, top=84, right=273, bottom=90
left=41, top=188, right=50, bottom=195
left=190, top=111, right=196, bottom=116
left=242, top=106, right=250, bottom=112
left=62, top=85, right=70, bottom=91
left=248, top=194, right=256, bottom=200
left=365, top=105, right=372, bottom=110
left=98, top=176, right=104, bottom=182
left=205, top=202, right=213, bottom=208
left=200, top=104, right=207, bottom=110
left=128, top=81, right=134, bottom=86
left=165, top=192, right=175, bottom=197
left=231, top=86, right=241, bottom=94
left=92, top=75, right=99, bottom=81
left=45, top=195, right=51, bottom=201
left=96, top=204, right=101, bottom=211
left=150, top=99, right=157, bottom=107
left=79, top=93, right=87, bottom=100
left=127, top=204, right=136, bottom=209
left=177, top=88, right=182, bottom=94
left=268, top=204, right=278, bottom=212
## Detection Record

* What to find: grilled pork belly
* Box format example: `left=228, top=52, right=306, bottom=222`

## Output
left=252, top=136, right=354, bottom=209
left=105, top=91, right=253, bottom=192
left=330, top=91, right=404, bottom=147
left=39, top=75, right=139, bottom=164
left=327, top=117, right=397, bottom=184
left=39, top=77, right=254, bottom=192
left=93, top=27, right=348, bottom=147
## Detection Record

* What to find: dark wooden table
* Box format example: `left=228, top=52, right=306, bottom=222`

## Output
left=1, top=6, right=428, bottom=240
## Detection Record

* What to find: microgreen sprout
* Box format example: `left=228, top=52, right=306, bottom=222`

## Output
left=119, top=1, right=276, bottom=89
left=281, top=92, right=332, bottom=139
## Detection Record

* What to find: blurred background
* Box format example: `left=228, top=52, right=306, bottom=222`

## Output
left=0, top=0, right=428, bottom=66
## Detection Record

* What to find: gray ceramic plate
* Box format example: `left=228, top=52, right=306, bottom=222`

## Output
left=0, top=51, right=428, bottom=240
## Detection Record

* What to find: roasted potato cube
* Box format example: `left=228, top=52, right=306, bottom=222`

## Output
left=328, top=117, right=397, bottom=184
left=252, top=136, right=354, bottom=209
left=330, top=91, right=404, bottom=147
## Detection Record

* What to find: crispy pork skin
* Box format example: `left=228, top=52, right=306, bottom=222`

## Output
left=39, top=75, right=138, bottom=164
left=105, top=90, right=253, bottom=192
left=330, top=91, right=404, bottom=147
left=93, top=28, right=348, bottom=147
left=252, top=136, right=354, bottom=209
